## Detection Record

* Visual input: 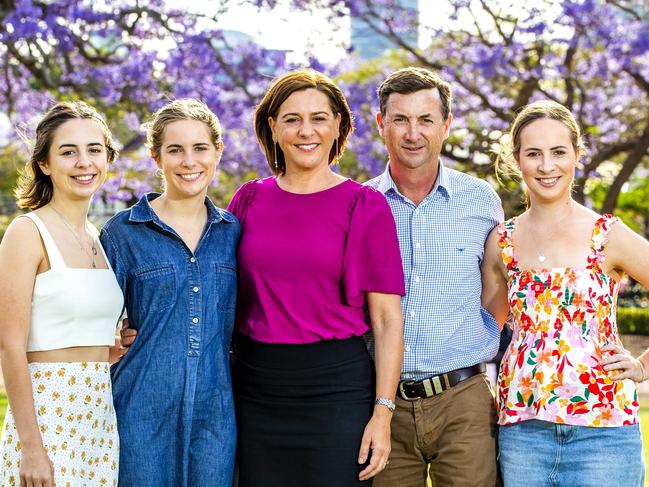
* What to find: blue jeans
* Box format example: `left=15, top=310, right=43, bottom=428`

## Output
left=499, top=419, right=644, bottom=487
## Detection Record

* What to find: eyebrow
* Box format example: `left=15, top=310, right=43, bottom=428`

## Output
left=524, top=145, right=569, bottom=151
left=391, top=113, right=434, bottom=119
left=165, top=142, right=210, bottom=149
left=280, top=111, right=330, bottom=118
left=58, top=142, right=103, bottom=149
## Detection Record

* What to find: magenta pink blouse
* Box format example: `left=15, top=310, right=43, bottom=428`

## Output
left=227, top=177, right=405, bottom=344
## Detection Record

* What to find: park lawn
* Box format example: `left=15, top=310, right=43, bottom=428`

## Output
left=0, top=392, right=646, bottom=480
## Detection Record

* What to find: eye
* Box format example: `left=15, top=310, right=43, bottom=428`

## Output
left=420, top=118, right=434, bottom=125
left=525, top=151, right=540, bottom=158
left=61, top=150, right=76, bottom=156
left=284, top=117, right=299, bottom=124
left=392, top=117, right=407, bottom=125
left=553, top=149, right=567, bottom=156
left=89, top=147, right=104, bottom=154
left=195, top=145, right=209, bottom=152
left=168, top=147, right=181, bottom=154
left=313, top=116, right=328, bottom=122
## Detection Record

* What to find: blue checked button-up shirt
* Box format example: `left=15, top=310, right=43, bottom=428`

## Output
left=366, top=162, right=504, bottom=380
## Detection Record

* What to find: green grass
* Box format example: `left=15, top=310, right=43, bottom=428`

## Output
left=0, top=393, right=6, bottom=425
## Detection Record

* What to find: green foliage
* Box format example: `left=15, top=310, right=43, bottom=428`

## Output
left=618, top=308, right=649, bottom=335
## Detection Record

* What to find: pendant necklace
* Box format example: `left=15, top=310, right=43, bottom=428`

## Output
left=51, top=205, right=97, bottom=268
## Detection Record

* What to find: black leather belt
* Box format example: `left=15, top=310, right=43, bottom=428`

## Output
left=397, top=363, right=486, bottom=400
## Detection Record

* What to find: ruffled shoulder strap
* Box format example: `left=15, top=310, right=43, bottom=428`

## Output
left=587, top=214, right=620, bottom=270
left=497, top=217, right=519, bottom=274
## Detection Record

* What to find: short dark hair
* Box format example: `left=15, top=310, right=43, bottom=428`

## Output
left=254, top=69, right=354, bottom=175
left=15, top=101, right=118, bottom=210
left=378, top=67, right=452, bottom=120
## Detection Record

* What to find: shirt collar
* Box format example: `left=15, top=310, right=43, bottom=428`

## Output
left=376, top=160, right=453, bottom=201
left=128, top=193, right=236, bottom=225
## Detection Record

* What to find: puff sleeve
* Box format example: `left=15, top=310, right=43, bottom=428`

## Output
left=342, top=186, right=405, bottom=307
left=227, top=179, right=258, bottom=224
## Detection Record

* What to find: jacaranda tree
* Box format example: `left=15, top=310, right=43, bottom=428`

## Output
left=1, top=0, right=648, bottom=217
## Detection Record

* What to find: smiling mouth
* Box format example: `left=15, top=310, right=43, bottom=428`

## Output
left=295, top=143, right=319, bottom=151
left=402, top=146, right=424, bottom=152
left=537, top=177, right=560, bottom=186
left=177, top=172, right=202, bottom=181
left=72, top=174, right=96, bottom=183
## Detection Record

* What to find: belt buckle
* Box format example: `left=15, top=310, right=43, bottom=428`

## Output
left=398, top=379, right=418, bottom=401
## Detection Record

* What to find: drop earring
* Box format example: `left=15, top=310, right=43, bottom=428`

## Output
left=273, top=142, right=279, bottom=172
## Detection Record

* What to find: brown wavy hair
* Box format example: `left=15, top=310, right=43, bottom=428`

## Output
left=15, top=101, right=118, bottom=210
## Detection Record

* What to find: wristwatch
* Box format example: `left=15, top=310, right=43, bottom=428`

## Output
left=375, top=397, right=396, bottom=412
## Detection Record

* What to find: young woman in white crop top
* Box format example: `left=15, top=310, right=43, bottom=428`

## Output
left=0, top=102, right=125, bottom=487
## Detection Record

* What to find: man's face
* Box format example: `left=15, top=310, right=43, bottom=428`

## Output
left=377, top=88, right=452, bottom=172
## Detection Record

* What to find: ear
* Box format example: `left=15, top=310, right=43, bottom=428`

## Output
left=268, top=117, right=277, bottom=142
left=442, top=113, right=453, bottom=139
left=38, top=160, right=51, bottom=176
left=376, top=112, right=385, bottom=138
left=150, top=149, right=161, bottom=167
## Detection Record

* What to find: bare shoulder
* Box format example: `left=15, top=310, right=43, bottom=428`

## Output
left=606, top=216, right=643, bottom=248
left=0, top=215, right=44, bottom=269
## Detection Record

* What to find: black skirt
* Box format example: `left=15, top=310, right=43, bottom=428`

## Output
left=232, top=333, right=375, bottom=487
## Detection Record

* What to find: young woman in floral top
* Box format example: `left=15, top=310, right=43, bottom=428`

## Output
left=482, top=100, right=648, bottom=486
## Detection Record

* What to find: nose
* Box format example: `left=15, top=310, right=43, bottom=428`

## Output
left=538, top=153, right=553, bottom=173
left=75, top=150, right=92, bottom=167
left=404, top=120, right=419, bottom=140
left=180, top=152, right=198, bottom=167
left=298, top=120, right=315, bottom=137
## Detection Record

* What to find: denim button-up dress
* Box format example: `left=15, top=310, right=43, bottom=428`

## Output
left=100, top=193, right=239, bottom=486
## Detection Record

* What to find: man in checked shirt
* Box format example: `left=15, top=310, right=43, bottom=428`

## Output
left=366, top=67, right=505, bottom=487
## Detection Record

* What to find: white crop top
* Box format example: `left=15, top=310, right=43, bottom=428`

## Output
left=24, top=213, right=124, bottom=352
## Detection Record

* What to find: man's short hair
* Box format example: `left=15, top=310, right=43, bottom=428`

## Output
left=378, top=67, right=452, bottom=120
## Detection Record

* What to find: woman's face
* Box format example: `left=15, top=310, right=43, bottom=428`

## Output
left=156, top=119, right=221, bottom=201
left=39, top=118, right=109, bottom=203
left=269, top=88, right=341, bottom=174
left=517, top=118, right=578, bottom=205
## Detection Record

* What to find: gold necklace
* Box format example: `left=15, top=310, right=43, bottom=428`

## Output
left=50, top=205, right=98, bottom=268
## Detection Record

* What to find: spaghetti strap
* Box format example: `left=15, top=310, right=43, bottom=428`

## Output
left=587, top=214, right=619, bottom=271
left=497, top=218, right=520, bottom=274
left=21, top=212, right=66, bottom=270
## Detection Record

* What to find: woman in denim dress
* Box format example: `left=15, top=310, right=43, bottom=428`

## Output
left=100, top=99, right=239, bottom=486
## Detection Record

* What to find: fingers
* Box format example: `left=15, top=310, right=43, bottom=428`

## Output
left=358, top=444, right=390, bottom=481
left=358, top=427, right=391, bottom=481
left=357, top=430, right=371, bottom=465
left=601, top=344, right=643, bottom=381
left=120, top=327, right=137, bottom=347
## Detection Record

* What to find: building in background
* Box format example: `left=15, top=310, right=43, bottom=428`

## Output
left=350, top=0, right=419, bottom=59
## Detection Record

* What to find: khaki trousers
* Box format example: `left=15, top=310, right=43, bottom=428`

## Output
left=374, top=373, right=499, bottom=487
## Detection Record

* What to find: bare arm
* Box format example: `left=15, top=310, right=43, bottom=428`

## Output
left=481, top=227, right=509, bottom=330
left=358, top=292, right=403, bottom=481
left=0, top=217, right=54, bottom=486
left=601, top=222, right=649, bottom=382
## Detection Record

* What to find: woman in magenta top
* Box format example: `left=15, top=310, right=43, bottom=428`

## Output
left=228, top=69, right=405, bottom=487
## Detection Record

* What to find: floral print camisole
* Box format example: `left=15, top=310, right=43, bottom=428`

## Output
left=497, top=214, right=639, bottom=427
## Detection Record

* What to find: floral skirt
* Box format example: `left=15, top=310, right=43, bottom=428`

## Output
left=0, top=362, right=119, bottom=487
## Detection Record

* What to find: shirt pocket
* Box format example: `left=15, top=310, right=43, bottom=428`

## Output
left=132, top=263, right=176, bottom=312
left=431, top=243, right=481, bottom=295
left=214, top=263, right=237, bottom=311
